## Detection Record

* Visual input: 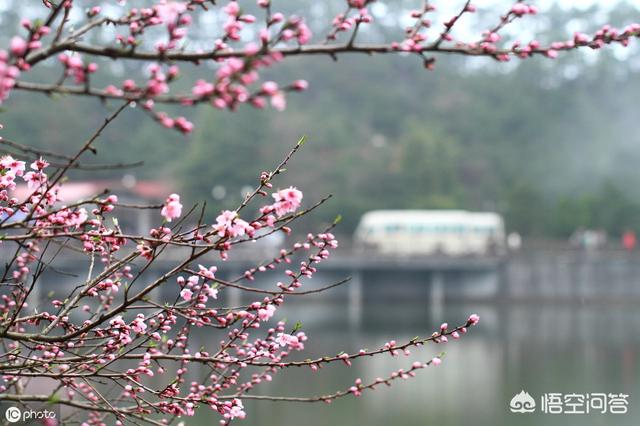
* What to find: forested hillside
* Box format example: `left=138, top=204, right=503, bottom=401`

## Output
left=2, top=1, right=640, bottom=237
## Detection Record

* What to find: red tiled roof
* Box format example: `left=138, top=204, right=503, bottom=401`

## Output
left=12, top=180, right=174, bottom=203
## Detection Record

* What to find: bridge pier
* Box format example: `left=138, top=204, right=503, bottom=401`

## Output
left=223, top=268, right=243, bottom=308
left=348, top=270, right=363, bottom=329
left=227, top=286, right=241, bottom=308
left=430, top=271, right=445, bottom=321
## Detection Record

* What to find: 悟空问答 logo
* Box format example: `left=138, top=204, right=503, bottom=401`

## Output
left=510, top=390, right=536, bottom=413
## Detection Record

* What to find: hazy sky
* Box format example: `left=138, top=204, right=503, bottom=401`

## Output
left=468, top=0, right=636, bottom=10
left=427, top=0, right=639, bottom=16
left=444, top=0, right=637, bottom=13
left=542, top=0, right=636, bottom=9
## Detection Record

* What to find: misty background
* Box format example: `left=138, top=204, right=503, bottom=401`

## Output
left=2, top=0, right=640, bottom=239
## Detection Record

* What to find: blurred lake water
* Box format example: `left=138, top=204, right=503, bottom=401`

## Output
left=190, top=268, right=640, bottom=426
left=17, top=250, right=640, bottom=426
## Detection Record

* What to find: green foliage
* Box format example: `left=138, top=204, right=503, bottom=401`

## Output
left=4, top=4, right=640, bottom=238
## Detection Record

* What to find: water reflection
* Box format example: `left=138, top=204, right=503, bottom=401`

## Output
left=192, top=297, right=640, bottom=426
left=17, top=258, right=640, bottom=426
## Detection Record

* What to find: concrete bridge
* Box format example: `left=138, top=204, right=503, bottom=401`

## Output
left=5, top=244, right=640, bottom=324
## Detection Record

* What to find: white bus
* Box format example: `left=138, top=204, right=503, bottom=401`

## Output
left=354, top=210, right=506, bottom=256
